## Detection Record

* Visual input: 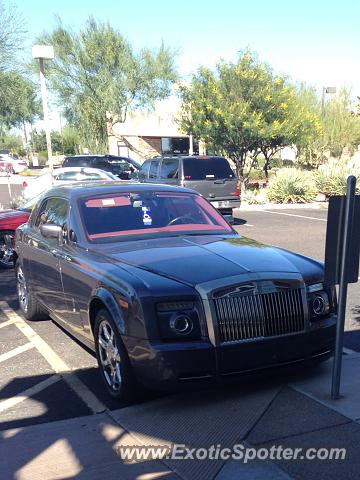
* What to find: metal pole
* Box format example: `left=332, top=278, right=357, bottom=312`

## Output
left=331, top=175, right=357, bottom=399
left=189, top=134, right=194, bottom=155
left=321, top=87, right=326, bottom=119
left=39, top=58, right=53, bottom=172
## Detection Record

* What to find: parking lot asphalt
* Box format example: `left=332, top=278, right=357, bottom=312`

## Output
left=0, top=183, right=22, bottom=208
left=0, top=206, right=360, bottom=435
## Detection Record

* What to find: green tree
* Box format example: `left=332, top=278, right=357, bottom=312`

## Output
left=38, top=18, right=178, bottom=152
left=179, top=51, right=321, bottom=185
left=0, top=0, right=26, bottom=71
left=61, top=124, right=80, bottom=155
left=259, top=83, right=322, bottom=177
left=0, top=132, right=24, bottom=155
left=0, top=71, right=40, bottom=139
left=31, top=129, right=62, bottom=153
left=322, top=88, right=360, bottom=158
left=296, top=88, right=360, bottom=164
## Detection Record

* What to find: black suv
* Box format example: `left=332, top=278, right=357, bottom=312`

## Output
left=138, top=155, right=241, bottom=212
left=62, top=155, right=140, bottom=180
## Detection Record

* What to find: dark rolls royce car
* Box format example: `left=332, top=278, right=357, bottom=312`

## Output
left=15, top=183, right=337, bottom=401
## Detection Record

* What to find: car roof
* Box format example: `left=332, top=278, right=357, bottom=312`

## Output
left=46, top=182, right=199, bottom=200
left=148, top=155, right=227, bottom=161
left=64, top=154, right=141, bottom=168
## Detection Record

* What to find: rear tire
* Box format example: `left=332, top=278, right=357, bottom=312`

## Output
left=94, top=308, right=139, bottom=403
left=16, top=261, right=48, bottom=320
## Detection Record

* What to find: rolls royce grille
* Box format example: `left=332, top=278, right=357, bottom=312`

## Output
left=214, top=289, right=305, bottom=342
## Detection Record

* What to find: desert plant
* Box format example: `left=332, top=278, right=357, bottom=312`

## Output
left=315, top=166, right=360, bottom=197
left=242, top=189, right=268, bottom=205
left=267, top=168, right=317, bottom=203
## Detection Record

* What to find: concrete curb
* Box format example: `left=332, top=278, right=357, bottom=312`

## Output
left=235, top=202, right=328, bottom=212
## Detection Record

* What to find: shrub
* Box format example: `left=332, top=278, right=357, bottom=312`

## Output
left=267, top=168, right=317, bottom=203
left=315, top=166, right=360, bottom=197
left=242, top=189, right=268, bottom=205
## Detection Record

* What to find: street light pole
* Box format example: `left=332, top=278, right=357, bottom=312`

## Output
left=32, top=45, right=54, bottom=172
left=38, top=58, right=53, bottom=170
left=321, top=86, right=337, bottom=118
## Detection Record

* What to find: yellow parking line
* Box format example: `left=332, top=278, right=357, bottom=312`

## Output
left=0, top=375, right=61, bottom=414
left=0, top=302, right=106, bottom=414
left=0, top=342, right=34, bottom=364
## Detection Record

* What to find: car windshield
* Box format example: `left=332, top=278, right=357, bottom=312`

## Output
left=183, top=157, right=235, bottom=180
left=80, top=191, right=232, bottom=242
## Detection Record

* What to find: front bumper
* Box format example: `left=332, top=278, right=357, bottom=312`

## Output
left=125, top=316, right=336, bottom=390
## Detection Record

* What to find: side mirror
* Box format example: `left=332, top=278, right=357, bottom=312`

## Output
left=40, top=224, right=62, bottom=240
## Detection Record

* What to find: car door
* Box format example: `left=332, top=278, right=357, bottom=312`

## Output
left=25, top=197, right=69, bottom=318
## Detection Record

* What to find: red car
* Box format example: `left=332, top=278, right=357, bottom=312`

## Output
left=0, top=197, right=37, bottom=268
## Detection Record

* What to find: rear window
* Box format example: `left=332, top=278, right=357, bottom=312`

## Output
left=79, top=191, right=232, bottom=242
left=56, top=171, right=104, bottom=181
left=63, top=156, right=93, bottom=167
left=183, top=157, right=235, bottom=180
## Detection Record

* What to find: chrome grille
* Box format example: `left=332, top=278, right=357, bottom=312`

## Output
left=214, top=289, right=305, bottom=342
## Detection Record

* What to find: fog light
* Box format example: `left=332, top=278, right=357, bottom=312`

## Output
left=169, top=314, right=193, bottom=335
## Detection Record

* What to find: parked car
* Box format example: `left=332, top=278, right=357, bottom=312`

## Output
left=62, top=154, right=141, bottom=180
left=22, top=167, right=119, bottom=200
left=0, top=155, right=28, bottom=174
left=15, top=183, right=337, bottom=402
left=0, top=196, right=39, bottom=268
left=138, top=155, right=241, bottom=213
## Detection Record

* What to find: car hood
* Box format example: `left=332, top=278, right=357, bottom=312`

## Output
left=99, top=235, right=323, bottom=286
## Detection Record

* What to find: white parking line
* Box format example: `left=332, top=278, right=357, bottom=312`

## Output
left=0, top=375, right=61, bottom=414
left=263, top=210, right=327, bottom=222
left=0, top=302, right=106, bottom=414
left=0, top=319, right=15, bottom=329
left=0, top=342, right=34, bottom=364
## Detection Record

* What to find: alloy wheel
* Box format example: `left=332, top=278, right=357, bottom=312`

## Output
left=17, top=266, right=29, bottom=313
left=98, top=320, right=122, bottom=391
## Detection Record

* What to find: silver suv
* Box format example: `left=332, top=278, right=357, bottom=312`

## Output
left=138, top=155, right=241, bottom=212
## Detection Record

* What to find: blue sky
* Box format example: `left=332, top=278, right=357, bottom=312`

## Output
left=16, top=0, right=360, bottom=96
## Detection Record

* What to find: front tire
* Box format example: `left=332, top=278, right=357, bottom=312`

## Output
left=94, top=309, right=139, bottom=403
left=16, top=261, right=48, bottom=320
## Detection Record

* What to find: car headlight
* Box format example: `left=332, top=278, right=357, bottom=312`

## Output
left=157, top=301, right=203, bottom=341
left=307, top=283, right=335, bottom=321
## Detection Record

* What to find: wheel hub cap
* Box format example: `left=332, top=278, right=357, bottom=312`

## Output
left=98, top=320, right=121, bottom=391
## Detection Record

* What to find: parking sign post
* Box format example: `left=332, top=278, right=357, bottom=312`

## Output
left=331, top=176, right=357, bottom=400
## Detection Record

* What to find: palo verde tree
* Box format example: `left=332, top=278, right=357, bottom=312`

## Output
left=0, top=2, right=40, bottom=141
left=0, top=0, right=26, bottom=71
left=179, top=50, right=321, bottom=183
left=321, top=88, right=360, bottom=158
left=0, top=71, right=40, bottom=139
left=38, top=18, right=178, bottom=152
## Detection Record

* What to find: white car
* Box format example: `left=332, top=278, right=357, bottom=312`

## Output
left=22, top=167, right=119, bottom=200
left=0, top=155, right=28, bottom=174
